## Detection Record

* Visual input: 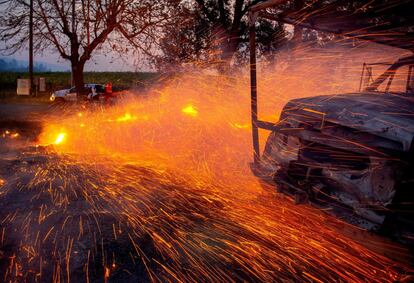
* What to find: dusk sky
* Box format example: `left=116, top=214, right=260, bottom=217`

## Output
left=0, top=42, right=146, bottom=72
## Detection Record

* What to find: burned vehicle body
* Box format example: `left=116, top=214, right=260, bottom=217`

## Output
left=261, top=57, right=414, bottom=228
left=248, top=1, right=414, bottom=235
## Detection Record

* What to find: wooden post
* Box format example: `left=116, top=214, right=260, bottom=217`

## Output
left=71, top=0, right=76, bottom=87
left=249, top=11, right=260, bottom=164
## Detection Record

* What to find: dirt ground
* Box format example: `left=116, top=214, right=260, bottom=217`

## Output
left=0, top=103, right=160, bottom=281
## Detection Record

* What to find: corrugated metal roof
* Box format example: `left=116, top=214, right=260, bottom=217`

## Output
left=255, top=0, right=414, bottom=51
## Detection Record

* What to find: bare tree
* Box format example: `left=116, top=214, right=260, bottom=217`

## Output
left=155, top=0, right=289, bottom=70
left=195, top=0, right=272, bottom=64
left=158, top=0, right=413, bottom=70
left=0, top=0, right=174, bottom=93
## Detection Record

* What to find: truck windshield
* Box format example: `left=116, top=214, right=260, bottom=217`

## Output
left=363, top=56, right=414, bottom=94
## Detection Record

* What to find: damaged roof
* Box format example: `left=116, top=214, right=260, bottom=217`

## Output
left=284, top=92, right=414, bottom=152
left=255, top=0, right=414, bottom=51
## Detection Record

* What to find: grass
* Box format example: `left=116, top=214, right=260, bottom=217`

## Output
left=0, top=71, right=160, bottom=103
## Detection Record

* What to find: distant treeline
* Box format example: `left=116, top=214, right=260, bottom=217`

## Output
left=0, top=71, right=161, bottom=91
left=0, top=58, right=50, bottom=72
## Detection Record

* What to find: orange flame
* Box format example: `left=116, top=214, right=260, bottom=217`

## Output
left=116, top=112, right=137, bottom=122
left=54, top=133, right=66, bottom=145
left=181, top=104, right=198, bottom=117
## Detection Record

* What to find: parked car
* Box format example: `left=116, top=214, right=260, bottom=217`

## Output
left=49, top=84, right=106, bottom=103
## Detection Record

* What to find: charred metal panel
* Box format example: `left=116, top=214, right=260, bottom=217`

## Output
left=282, top=92, right=414, bottom=152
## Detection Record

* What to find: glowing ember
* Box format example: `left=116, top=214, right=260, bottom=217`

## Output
left=116, top=112, right=137, bottom=122
left=181, top=104, right=198, bottom=117
left=2, top=130, right=19, bottom=138
left=54, top=133, right=66, bottom=144
left=230, top=122, right=250, bottom=129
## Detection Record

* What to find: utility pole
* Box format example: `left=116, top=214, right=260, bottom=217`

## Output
left=29, top=0, right=34, bottom=95
left=87, top=0, right=90, bottom=48
left=71, top=0, right=75, bottom=87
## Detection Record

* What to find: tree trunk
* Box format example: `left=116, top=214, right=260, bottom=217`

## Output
left=215, top=28, right=240, bottom=73
left=218, top=0, right=243, bottom=65
left=292, top=25, right=303, bottom=49
left=291, top=0, right=304, bottom=51
left=71, top=61, right=85, bottom=96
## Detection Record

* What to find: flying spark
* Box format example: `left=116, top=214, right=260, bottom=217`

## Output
left=3, top=46, right=412, bottom=281
left=54, top=133, right=66, bottom=144
left=116, top=113, right=137, bottom=122
left=181, top=104, right=198, bottom=117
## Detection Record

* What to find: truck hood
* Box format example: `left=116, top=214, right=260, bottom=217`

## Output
left=283, top=92, right=414, bottom=152
left=53, top=89, right=69, bottom=98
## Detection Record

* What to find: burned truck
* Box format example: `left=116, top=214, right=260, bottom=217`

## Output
left=248, top=0, right=414, bottom=237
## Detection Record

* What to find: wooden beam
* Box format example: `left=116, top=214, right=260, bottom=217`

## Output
left=250, top=0, right=288, bottom=13
left=249, top=11, right=260, bottom=163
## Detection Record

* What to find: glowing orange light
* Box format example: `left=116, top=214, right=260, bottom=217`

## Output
left=0, top=178, right=5, bottom=186
left=2, top=130, right=19, bottom=138
left=230, top=123, right=249, bottom=129
left=116, top=113, right=137, bottom=122
left=181, top=104, right=198, bottom=117
left=104, top=266, right=110, bottom=278
left=78, top=112, right=83, bottom=117
left=54, top=133, right=66, bottom=144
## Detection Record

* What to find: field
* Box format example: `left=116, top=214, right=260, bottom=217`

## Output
left=0, top=71, right=160, bottom=103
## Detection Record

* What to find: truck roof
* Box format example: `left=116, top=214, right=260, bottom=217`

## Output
left=285, top=92, right=414, bottom=152
left=255, top=0, right=414, bottom=51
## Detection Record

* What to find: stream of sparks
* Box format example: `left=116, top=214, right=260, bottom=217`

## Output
left=1, top=47, right=413, bottom=282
